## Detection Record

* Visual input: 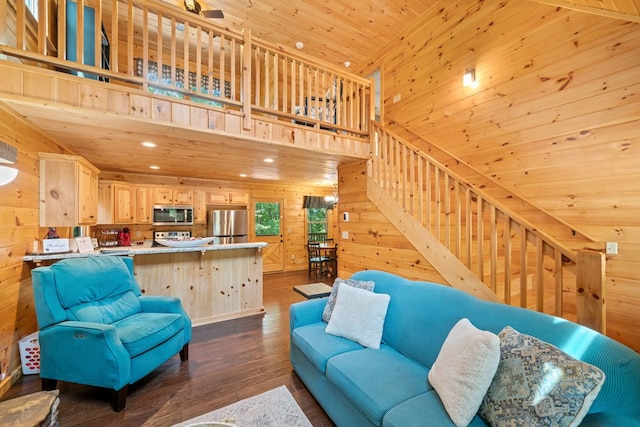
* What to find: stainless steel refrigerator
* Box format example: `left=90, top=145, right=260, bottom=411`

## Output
left=208, top=209, right=249, bottom=244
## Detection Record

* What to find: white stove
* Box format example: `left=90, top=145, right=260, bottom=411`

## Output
left=152, top=230, right=191, bottom=247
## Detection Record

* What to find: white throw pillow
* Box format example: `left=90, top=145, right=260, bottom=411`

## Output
left=428, top=318, right=500, bottom=427
left=325, top=283, right=390, bottom=349
left=322, top=278, right=376, bottom=322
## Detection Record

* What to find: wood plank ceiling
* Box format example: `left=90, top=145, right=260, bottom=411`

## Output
left=8, top=0, right=640, bottom=185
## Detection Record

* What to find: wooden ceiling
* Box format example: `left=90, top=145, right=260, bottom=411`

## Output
left=11, top=0, right=640, bottom=186
left=166, top=0, right=439, bottom=71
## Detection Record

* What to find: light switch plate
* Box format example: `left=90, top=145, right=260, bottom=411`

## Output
left=605, top=242, right=618, bottom=255
left=341, top=231, right=349, bottom=239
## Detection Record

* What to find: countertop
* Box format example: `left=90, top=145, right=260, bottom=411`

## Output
left=23, top=242, right=268, bottom=262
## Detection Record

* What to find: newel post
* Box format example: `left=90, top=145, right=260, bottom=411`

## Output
left=242, top=28, right=252, bottom=131
left=575, top=250, right=606, bottom=333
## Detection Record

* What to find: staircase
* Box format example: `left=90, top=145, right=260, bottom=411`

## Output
left=367, top=122, right=606, bottom=331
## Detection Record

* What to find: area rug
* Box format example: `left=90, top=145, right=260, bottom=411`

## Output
left=173, top=386, right=313, bottom=427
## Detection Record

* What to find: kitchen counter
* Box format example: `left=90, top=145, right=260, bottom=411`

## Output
left=23, top=242, right=267, bottom=262
left=24, top=242, right=268, bottom=326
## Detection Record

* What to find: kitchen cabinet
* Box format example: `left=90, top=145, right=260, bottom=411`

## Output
left=39, top=153, right=100, bottom=227
left=193, top=190, right=207, bottom=223
left=135, top=186, right=151, bottom=223
left=97, top=181, right=136, bottom=224
left=206, top=190, right=249, bottom=206
left=151, top=188, right=193, bottom=205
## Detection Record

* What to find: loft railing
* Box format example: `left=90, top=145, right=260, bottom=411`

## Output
left=1, top=0, right=371, bottom=137
left=369, top=122, right=606, bottom=331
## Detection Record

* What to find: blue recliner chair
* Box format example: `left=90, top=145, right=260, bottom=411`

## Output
left=31, top=256, right=192, bottom=411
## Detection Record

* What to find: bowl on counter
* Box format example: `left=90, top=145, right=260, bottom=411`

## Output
left=155, top=237, right=216, bottom=248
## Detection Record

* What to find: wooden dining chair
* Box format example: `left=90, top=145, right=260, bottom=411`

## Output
left=307, top=242, right=329, bottom=277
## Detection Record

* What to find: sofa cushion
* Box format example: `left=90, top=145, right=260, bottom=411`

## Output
left=322, top=277, right=376, bottom=322
left=326, top=345, right=430, bottom=426
left=291, top=323, right=363, bottom=373
left=325, top=284, right=390, bottom=349
left=113, top=312, right=184, bottom=357
left=480, top=326, right=605, bottom=427
left=383, top=391, right=489, bottom=427
left=428, top=318, right=500, bottom=427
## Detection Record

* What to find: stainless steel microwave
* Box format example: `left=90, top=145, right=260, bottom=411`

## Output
left=152, top=205, right=194, bottom=225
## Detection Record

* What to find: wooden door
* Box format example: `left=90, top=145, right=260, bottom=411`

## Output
left=252, top=198, right=284, bottom=273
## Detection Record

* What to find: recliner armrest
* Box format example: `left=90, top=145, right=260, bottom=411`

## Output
left=139, top=296, right=192, bottom=344
left=39, top=321, right=131, bottom=390
left=290, top=298, right=327, bottom=330
left=139, top=295, right=184, bottom=313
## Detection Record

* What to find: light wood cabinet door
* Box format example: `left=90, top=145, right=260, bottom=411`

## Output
left=206, top=190, right=249, bottom=205
left=151, top=187, right=173, bottom=205
left=136, top=187, right=151, bottom=223
left=206, top=190, right=230, bottom=205
left=78, top=163, right=98, bottom=224
left=193, top=190, right=207, bottom=223
left=174, top=189, right=193, bottom=205
left=151, top=188, right=193, bottom=205
left=229, top=191, right=249, bottom=205
left=39, top=153, right=100, bottom=227
left=113, top=184, right=135, bottom=223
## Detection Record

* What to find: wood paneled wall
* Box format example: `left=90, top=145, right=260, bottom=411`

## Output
left=0, top=103, right=74, bottom=394
left=337, top=160, right=445, bottom=284
left=365, top=0, right=640, bottom=350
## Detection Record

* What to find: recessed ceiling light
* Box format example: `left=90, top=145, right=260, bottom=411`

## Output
left=264, top=158, right=274, bottom=163
left=239, top=173, right=247, bottom=178
left=344, top=61, right=351, bottom=68
left=295, top=41, right=304, bottom=49
left=150, top=165, right=160, bottom=170
left=141, top=141, right=157, bottom=147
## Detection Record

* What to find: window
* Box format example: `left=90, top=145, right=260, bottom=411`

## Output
left=307, top=208, right=328, bottom=242
left=25, top=0, right=38, bottom=20
left=254, top=202, right=281, bottom=236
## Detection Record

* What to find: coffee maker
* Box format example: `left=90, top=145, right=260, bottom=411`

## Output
left=117, top=227, right=131, bottom=246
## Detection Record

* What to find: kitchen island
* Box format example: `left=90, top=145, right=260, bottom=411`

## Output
left=24, top=242, right=268, bottom=326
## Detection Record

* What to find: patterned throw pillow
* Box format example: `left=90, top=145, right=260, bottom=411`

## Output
left=322, top=278, right=375, bottom=322
left=479, top=326, right=605, bottom=427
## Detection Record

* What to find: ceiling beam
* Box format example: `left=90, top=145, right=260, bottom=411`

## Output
left=531, top=0, right=640, bottom=24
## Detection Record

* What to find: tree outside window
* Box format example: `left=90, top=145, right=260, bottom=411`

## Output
left=255, top=202, right=281, bottom=236
left=307, top=207, right=328, bottom=241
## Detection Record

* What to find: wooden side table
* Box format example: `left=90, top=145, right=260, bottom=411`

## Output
left=293, top=282, right=333, bottom=299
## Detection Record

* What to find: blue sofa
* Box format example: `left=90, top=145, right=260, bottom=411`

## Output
left=31, top=256, right=192, bottom=411
left=290, top=270, right=640, bottom=426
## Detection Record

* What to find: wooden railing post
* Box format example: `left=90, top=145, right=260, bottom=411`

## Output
left=576, top=250, right=606, bottom=333
left=242, top=28, right=252, bottom=131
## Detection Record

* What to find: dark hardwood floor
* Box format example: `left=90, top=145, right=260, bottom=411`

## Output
left=1, top=270, right=336, bottom=426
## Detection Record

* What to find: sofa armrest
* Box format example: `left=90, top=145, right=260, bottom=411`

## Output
left=581, top=412, right=640, bottom=427
left=290, top=298, right=327, bottom=330
left=39, top=321, right=131, bottom=390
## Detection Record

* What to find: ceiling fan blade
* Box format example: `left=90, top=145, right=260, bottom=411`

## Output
left=202, top=9, right=224, bottom=19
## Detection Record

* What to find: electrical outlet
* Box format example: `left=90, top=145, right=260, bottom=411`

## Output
left=392, top=93, right=401, bottom=103
left=341, top=231, right=349, bottom=239
left=605, top=242, right=618, bottom=255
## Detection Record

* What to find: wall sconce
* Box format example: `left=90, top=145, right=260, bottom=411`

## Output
left=0, top=140, right=18, bottom=186
left=463, top=68, right=476, bottom=87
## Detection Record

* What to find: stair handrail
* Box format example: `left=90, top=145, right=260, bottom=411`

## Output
left=368, top=121, right=605, bottom=331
